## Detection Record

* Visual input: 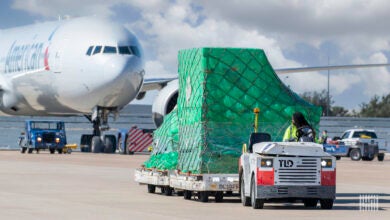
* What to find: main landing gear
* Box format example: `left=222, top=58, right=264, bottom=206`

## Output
left=80, top=107, right=117, bottom=153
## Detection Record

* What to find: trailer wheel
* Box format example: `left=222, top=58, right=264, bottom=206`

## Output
left=303, top=199, right=318, bottom=208
left=240, top=176, right=251, bottom=206
left=251, top=176, right=264, bottom=209
left=350, top=149, right=361, bottom=161
left=183, top=190, right=192, bottom=200
left=147, top=184, right=156, bottom=193
left=378, top=153, right=385, bottom=161
left=163, top=187, right=173, bottom=196
left=198, top=191, right=209, bottom=203
left=320, top=199, right=334, bottom=209
left=215, top=192, right=223, bottom=203
left=176, top=191, right=184, bottom=196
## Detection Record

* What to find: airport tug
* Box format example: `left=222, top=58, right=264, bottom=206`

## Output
left=239, top=108, right=336, bottom=209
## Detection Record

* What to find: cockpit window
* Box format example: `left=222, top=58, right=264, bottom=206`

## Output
left=86, top=46, right=93, bottom=56
left=103, top=46, right=117, bottom=54
left=86, top=45, right=140, bottom=57
left=93, top=46, right=102, bottom=55
left=118, top=46, right=131, bottom=55
left=130, top=46, right=140, bottom=57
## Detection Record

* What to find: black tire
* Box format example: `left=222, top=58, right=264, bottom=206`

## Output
left=184, top=190, right=192, bottom=200
left=378, top=153, right=385, bottom=161
left=91, top=136, right=104, bottom=153
left=49, top=148, right=55, bottom=154
left=147, top=184, right=156, bottom=193
left=335, top=156, right=341, bottom=160
left=215, top=191, right=224, bottom=203
left=20, top=147, right=27, bottom=154
left=176, top=191, right=184, bottom=196
left=240, top=175, right=251, bottom=206
left=57, top=148, right=63, bottom=154
left=80, top=134, right=93, bottom=152
left=198, top=191, right=209, bottom=203
left=28, top=148, right=33, bottom=154
left=303, top=198, right=318, bottom=208
left=350, top=149, right=361, bottom=161
left=163, top=186, right=173, bottom=196
left=251, top=176, right=264, bottom=209
left=320, top=199, right=334, bottom=209
left=104, top=135, right=116, bottom=153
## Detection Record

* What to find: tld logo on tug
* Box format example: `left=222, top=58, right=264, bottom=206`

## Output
left=279, top=159, right=294, bottom=167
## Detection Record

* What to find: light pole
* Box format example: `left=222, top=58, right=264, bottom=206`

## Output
left=327, top=56, right=330, bottom=116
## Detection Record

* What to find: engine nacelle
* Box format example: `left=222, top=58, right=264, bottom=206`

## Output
left=152, top=79, right=178, bottom=127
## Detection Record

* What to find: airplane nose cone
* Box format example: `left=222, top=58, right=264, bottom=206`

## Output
left=100, top=56, right=144, bottom=106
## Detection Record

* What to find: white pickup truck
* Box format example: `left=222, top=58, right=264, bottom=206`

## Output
left=239, top=133, right=336, bottom=209
left=340, top=129, right=387, bottom=161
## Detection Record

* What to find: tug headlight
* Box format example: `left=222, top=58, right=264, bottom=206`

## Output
left=261, top=158, right=273, bottom=167
left=321, top=158, right=332, bottom=168
left=37, top=137, right=42, bottom=142
left=55, top=137, right=60, bottom=143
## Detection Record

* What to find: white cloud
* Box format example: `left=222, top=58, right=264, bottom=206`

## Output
left=8, top=0, right=390, bottom=108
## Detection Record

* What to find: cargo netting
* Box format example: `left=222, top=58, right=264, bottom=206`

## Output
left=143, top=48, right=322, bottom=174
left=143, top=108, right=178, bottom=170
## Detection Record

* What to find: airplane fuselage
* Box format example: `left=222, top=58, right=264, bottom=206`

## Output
left=0, top=17, right=144, bottom=116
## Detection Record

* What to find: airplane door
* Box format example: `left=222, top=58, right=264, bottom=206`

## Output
left=53, top=50, right=62, bottom=73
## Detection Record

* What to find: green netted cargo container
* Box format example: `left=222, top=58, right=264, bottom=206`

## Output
left=144, top=47, right=322, bottom=174
left=143, top=108, right=179, bottom=170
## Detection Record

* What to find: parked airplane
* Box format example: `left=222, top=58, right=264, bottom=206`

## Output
left=0, top=16, right=388, bottom=153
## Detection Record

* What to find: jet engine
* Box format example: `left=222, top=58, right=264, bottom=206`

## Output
left=152, top=79, right=178, bottom=127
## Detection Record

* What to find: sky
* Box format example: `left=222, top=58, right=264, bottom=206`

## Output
left=1, top=0, right=390, bottom=110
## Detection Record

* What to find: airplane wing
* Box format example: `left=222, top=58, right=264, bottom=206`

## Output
left=141, top=77, right=178, bottom=92
left=275, top=63, right=390, bottom=74
left=141, top=63, right=390, bottom=91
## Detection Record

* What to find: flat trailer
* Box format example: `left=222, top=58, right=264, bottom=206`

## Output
left=169, top=172, right=239, bottom=202
left=135, top=168, right=239, bottom=202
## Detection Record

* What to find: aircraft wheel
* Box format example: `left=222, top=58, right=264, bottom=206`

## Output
left=104, top=135, right=116, bottom=153
left=91, top=136, right=104, bottom=153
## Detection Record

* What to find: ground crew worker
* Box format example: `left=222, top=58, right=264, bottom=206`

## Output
left=283, top=112, right=316, bottom=142
left=318, top=130, right=329, bottom=144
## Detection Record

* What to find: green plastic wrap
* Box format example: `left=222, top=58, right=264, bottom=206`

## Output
left=143, top=108, right=179, bottom=170
left=144, top=48, right=322, bottom=174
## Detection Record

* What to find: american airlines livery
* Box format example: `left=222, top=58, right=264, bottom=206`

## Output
left=0, top=16, right=388, bottom=153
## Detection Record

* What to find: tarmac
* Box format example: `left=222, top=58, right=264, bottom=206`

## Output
left=0, top=151, right=389, bottom=220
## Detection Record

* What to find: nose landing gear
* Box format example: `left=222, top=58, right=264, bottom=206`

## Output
left=80, top=107, right=117, bottom=153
